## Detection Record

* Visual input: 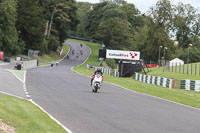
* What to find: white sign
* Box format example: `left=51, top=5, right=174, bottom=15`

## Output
left=106, top=49, right=140, bottom=60
left=16, top=57, right=21, bottom=61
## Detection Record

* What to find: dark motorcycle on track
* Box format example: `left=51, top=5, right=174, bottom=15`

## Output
left=80, top=50, right=83, bottom=55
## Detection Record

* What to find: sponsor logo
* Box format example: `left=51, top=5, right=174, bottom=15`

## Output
left=109, top=52, right=138, bottom=58
left=109, top=53, right=128, bottom=57
left=130, top=52, right=137, bottom=59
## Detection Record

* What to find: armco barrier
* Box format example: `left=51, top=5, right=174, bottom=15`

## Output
left=135, top=73, right=175, bottom=88
left=180, top=80, right=200, bottom=92
left=21, top=59, right=37, bottom=70
left=87, top=64, right=110, bottom=75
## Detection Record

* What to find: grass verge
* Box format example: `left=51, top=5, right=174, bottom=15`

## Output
left=147, top=63, right=200, bottom=80
left=71, top=39, right=200, bottom=109
left=9, top=44, right=69, bottom=66
left=37, top=44, right=69, bottom=66
left=9, top=70, right=25, bottom=82
left=0, top=94, right=66, bottom=133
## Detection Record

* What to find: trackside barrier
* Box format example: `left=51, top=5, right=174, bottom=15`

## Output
left=135, top=73, right=175, bottom=88
left=180, top=80, right=200, bottom=92
left=87, top=64, right=110, bottom=75
left=15, top=59, right=37, bottom=70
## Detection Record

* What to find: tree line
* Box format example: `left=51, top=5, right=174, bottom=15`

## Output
left=1, top=0, right=200, bottom=63
left=73, top=0, right=200, bottom=63
left=0, top=0, right=78, bottom=56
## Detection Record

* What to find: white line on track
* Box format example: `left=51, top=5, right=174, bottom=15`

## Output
left=0, top=91, right=26, bottom=100
left=29, top=99, right=73, bottom=133
left=58, top=41, right=71, bottom=63
left=8, top=69, right=24, bottom=83
left=23, top=51, right=73, bottom=133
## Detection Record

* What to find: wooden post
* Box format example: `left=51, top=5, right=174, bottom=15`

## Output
left=199, top=64, right=200, bottom=76
left=150, top=60, right=151, bottom=68
left=166, top=62, right=168, bottom=72
left=183, top=64, right=184, bottom=74
left=191, top=64, right=192, bottom=75
left=172, top=63, right=173, bottom=72
left=175, top=63, right=177, bottom=73
left=168, top=62, right=170, bottom=72
left=195, top=64, right=197, bottom=75
left=179, top=63, right=181, bottom=73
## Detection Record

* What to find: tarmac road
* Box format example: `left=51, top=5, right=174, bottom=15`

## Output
left=0, top=61, right=26, bottom=99
left=26, top=40, right=200, bottom=133
left=0, top=69, right=26, bottom=98
left=0, top=61, right=15, bottom=70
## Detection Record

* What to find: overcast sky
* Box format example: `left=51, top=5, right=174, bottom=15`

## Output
left=76, top=0, right=200, bottom=13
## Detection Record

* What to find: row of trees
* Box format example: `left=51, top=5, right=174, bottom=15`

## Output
left=1, top=0, right=199, bottom=63
left=0, top=0, right=78, bottom=56
left=73, top=0, right=200, bottom=63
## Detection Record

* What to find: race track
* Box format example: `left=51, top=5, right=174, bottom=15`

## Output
left=26, top=40, right=200, bottom=133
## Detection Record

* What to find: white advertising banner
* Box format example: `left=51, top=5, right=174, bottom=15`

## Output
left=106, top=49, right=140, bottom=60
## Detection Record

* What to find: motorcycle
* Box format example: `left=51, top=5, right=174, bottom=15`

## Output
left=92, top=74, right=103, bottom=93
left=72, top=50, right=75, bottom=55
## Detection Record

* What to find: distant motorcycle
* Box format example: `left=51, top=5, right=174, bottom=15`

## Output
left=92, top=74, right=103, bottom=93
left=76, top=52, right=79, bottom=58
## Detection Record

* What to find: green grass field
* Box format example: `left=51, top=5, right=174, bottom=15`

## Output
left=71, top=39, right=200, bottom=109
left=37, top=44, right=69, bottom=66
left=9, top=44, right=69, bottom=66
left=147, top=63, right=200, bottom=80
left=0, top=94, right=66, bottom=133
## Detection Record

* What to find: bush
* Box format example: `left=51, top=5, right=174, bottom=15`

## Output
left=105, top=59, right=116, bottom=69
left=47, top=36, right=60, bottom=52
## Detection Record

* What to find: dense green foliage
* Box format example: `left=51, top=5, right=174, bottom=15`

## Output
left=75, top=0, right=200, bottom=63
left=105, top=58, right=117, bottom=69
left=0, top=0, right=200, bottom=63
left=0, top=0, right=18, bottom=56
left=0, top=0, right=78, bottom=55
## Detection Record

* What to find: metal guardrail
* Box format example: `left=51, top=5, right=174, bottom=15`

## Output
left=87, top=64, right=111, bottom=75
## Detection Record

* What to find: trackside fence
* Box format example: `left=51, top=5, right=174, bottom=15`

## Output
left=135, top=73, right=175, bottom=88
left=87, top=64, right=111, bottom=75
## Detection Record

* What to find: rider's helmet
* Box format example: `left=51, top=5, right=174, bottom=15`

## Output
left=96, top=68, right=102, bottom=73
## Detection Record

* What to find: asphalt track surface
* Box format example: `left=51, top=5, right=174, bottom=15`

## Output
left=26, top=40, right=200, bottom=133
left=0, top=62, right=26, bottom=99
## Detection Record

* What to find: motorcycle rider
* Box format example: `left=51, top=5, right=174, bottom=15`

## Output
left=91, top=68, right=104, bottom=86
